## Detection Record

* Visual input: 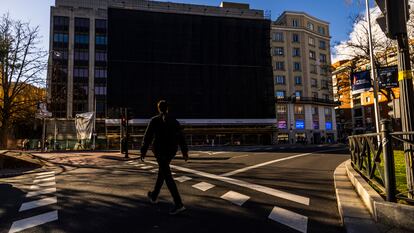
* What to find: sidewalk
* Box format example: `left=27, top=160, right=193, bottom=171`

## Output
left=334, top=161, right=411, bottom=233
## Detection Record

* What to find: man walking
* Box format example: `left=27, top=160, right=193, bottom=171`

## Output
left=140, top=100, right=189, bottom=215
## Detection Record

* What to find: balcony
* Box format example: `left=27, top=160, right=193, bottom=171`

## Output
left=275, top=96, right=340, bottom=106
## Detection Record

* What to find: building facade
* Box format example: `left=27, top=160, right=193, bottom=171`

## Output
left=47, top=0, right=276, bottom=148
left=271, top=12, right=337, bottom=144
left=332, top=59, right=401, bottom=138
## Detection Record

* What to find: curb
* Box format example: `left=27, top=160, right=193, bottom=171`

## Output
left=334, top=160, right=382, bottom=233
left=344, top=160, right=414, bottom=232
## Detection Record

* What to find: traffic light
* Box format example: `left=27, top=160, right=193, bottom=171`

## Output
left=388, top=99, right=401, bottom=118
left=375, top=0, right=410, bottom=39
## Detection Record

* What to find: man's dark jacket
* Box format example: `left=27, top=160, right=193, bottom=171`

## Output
left=140, top=114, right=188, bottom=159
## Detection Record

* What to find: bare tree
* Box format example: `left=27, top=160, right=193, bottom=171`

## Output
left=0, top=13, right=47, bottom=148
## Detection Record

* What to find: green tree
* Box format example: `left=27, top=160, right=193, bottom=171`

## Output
left=0, top=13, right=46, bottom=148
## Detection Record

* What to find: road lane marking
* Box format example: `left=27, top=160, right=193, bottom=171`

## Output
left=174, top=176, right=192, bottom=183
left=9, top=210, right=58, bottom=233
left=221, top=191, right=250, bottom=206
left=134, top=164, right=145, bottom=167
left=33, top=177, right=55, bottom=183
left=192, top=182, right=215, bottom=191
left=19, top=197, right=58, bottom=212
left=230, top=154, right=249, bottom=159
left=147, top=161, right=309, bottom=205
left=150, top=168, right=159, bottom=173
left=35, top=174, right=55, bottom=179
left=221, top=148, right=346, bottom=177
left=268, top=206, right=308, bottom=233
left=141, top=166, right=153, bottom=169
left=26, top=188, right=57, bottom=198
left=220, top=153, right=313, bottom=177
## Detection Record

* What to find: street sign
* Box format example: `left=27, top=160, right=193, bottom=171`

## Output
left=378, top=66, right=398, bottom=89
left=351, top=70, right=372, bottom=94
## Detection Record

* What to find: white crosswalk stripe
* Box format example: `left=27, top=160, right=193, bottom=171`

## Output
left=268, top=206, right=308, bottom=233
left=9, top=211, right=58, bottom=233
left=33, top=176, right=55, bottom=183
left=192, top=182, right=215, bottom=191
left=8, top=171, right=59, bottom=233
left=26, top=188, right=56, bottom=198
left=19, top=197, right=57, bottom=212
left=174, top=176, right=192, bottom=183
left=141, top=166, right=153, bottom=169
left=221, top=191, right=250, bottom=206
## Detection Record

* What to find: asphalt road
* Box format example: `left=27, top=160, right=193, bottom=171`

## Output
left=0, top=145, right=349, bottom=233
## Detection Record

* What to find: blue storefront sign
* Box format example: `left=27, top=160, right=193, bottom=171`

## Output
left=351, top=70, right=371, bottom=94
left=326, top=122, right=332, bottom=130
left=296, top=120, right=305, bottom=129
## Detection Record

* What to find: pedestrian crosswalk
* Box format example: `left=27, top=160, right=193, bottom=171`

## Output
left=124, top=159, right=310, bottom=233
left=9, top=171, right=58, bottom=233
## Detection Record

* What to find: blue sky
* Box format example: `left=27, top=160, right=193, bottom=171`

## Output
left=0, top=0, right=374, bottom=52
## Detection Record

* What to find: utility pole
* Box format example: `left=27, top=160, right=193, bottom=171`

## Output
left=376, top=0, right=414, bottom=198
left=124, top=107, right=129, bottom=158
left=365, top=0, right=381, bottom=141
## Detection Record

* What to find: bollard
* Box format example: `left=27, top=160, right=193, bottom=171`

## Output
left=381, top=119, right=396, bottom=202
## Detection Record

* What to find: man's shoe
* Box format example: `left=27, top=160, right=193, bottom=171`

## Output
left=147, top=191, right=158, bottom=204
left=169, top=205, right=186, bottom=215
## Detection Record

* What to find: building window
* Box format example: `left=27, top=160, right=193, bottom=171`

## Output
left=53, top=16, right=69, bottom=26
left=309, top=50, right=316, bottom=59
left=275, top=62, right=285, bottom=70
left=312, top=107, right=318, bottom=115
left=292, top=33, right=300, bottom=42
left=292, top=19, right=299, bottom=27
left=95, top=86, right=107, bottom=96
left=75, top=34, right=89, bottom=44
left=313, top=121, right=320, bottom=129
left=307, top=22, right=314, bottom=30
left=75, top=18, right=89, bottom=28
left=53, top=33, right=69, bottom=43
left=309, top=37, right=315, bottom=46
left=325, top=107, right=332, bottom=116
left=312, top=92, right=318, bottom=98
left=95, top=19, right=107, bottom=29
left=323, top=94, right=329, bottom=100
left=294, top=62, right=301, bottom=71
left=95, top=51, right=107, bottom=61
left=311, top=79, right=318, bottom=87
left=95, top=36, right=107, bottom=45
left=95, top=68, right=107, bottom=78
left=320, top=54, right=327, bottom=63
left=320, top=66, right=328, bottom=75
left=276, top=91, right=285, bottom=99
left=294, top=76, right=302, bottom=85
left=295, top=91, right=302, bottom=98
left=318, top=26, right=326, bottom=35
left=273, top=47, right=284, bottom=56
left=293, top=48, right=300, bottom=57
left=275, top=75, right=286, bottom=84
left=321, top=80, right=329, bottom=89
left=366, top=97, right=371, bottom=103
left=310, top=64, right=317, bottom=74
left=295, top=105, right=304, bottom=114
left=73, top=68, right=88, bottom=79
left=273, top=32, right=284, bottom=41
left=74, top=50, right=89, bottom=61
left=277, top=105, right=287, bottom=114
left=319, top=40, right=326, bottom=49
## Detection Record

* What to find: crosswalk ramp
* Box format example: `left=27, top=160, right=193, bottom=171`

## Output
left=8, top=171, right=59, bottom=233
left=124, top=160, right=311, bottom=233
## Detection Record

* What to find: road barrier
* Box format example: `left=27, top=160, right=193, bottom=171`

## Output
left=348, top=119, right=414, bottom=203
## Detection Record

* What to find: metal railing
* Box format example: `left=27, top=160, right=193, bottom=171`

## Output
left=275, top=96, right=339, bottom=105
left=349, top=119, right=414, bottom=203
